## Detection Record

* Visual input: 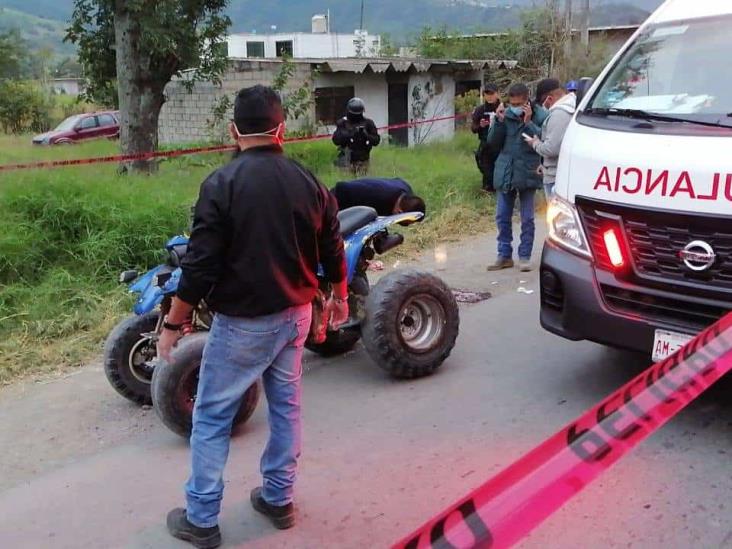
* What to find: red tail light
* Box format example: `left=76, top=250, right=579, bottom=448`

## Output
left=603, top=228, right=625, bottom=268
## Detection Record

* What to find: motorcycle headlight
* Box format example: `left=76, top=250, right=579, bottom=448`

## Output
left=546, top=196, right=591, bottom=258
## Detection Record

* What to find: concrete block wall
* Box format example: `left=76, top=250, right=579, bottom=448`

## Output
left=159, top=60, right=315, bottom=145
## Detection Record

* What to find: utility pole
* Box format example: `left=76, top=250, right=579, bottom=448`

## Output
left=580, top=0, right=590, bottom=53
left=360, top=0, right=365, bottom=31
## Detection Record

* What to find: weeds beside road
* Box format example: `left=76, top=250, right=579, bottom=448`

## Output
left=0, top=132, right=493, bottom=383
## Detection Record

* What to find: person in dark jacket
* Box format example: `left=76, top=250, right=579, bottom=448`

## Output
left=471, top=84, right=502, bottom=192
left=331, top=177, right=425, bottom=217
left=332, top=97, right=381, bottom=175
left=485, top=83, right=549, bottom=273
left=159, top=85, right=348, bottom=547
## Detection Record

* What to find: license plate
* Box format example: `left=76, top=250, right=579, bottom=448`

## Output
left=652, top=329, right=693, bottom=362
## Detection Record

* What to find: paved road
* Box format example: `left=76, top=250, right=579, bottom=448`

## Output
left=1, top=232, right=731, bottom=549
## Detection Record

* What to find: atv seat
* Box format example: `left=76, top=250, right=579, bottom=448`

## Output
left=337, top=206, right=378, bottom=236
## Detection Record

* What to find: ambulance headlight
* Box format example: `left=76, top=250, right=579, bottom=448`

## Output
left=546, top=196, right=591, bottom=258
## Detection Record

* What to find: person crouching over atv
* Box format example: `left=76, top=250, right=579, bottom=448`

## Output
left=331, top=177, right=426, bottom=218
left=332, top=97, right=381, bottom=175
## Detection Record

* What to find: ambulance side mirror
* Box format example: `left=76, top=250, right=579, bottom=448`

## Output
left=576, top=77, right=595, bottom=105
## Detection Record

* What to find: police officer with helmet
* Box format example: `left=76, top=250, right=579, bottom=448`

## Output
left=332, top=97, right=381, bottom=175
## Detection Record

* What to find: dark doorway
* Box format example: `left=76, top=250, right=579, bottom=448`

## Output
left=455, top=79, right=482, bottom=98
left=388, top=83, right=409, bottom=146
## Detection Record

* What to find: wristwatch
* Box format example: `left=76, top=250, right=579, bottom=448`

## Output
left=162, top=316, right=184, bottom=331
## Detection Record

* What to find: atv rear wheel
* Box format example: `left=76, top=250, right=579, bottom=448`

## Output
left=362, top=269, right=459, bottom=378
left=103, top=312, right=160, bottom=405
left=151, top=333, right=260, bottom=438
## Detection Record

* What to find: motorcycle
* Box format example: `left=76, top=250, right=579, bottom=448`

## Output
left=104, top=206, right=460, bottom=437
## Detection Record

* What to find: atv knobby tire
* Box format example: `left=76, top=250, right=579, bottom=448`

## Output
left=306, top=328, right=361, bottom=357
left=362, top=269, right=459, bottom=378
left=306, top=274, right=369, bottom=357
left=103, top=312, right=160, bottom=405
left=151, top=333, right=260, bottom=438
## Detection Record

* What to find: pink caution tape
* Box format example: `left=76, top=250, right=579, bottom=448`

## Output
left=394, top=313, right=732, bottom=549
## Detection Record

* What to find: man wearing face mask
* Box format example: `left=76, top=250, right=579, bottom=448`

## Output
left=332, top=97, right=381, bottom=175
left=159, top=85, right=348, bottom=547
left=471, top=84, right=502, bottom=192
left=485, top=83, right=549, bottom=273
left=525, top=78, right=577, bottom=198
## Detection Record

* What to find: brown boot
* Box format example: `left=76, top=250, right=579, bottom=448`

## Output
left=486, top=257, right=514, bottom=271
left=251, top=487, right=295, bottom=529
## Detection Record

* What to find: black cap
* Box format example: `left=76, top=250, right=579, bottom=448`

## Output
left=233, top=85, right=285, bottom=134
left=483, top=83, right=498, bottom=93
left=535, top=78, right=562, bottom=103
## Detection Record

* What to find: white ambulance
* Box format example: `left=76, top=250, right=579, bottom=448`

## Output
left=540, top=0, right=732, bottom=361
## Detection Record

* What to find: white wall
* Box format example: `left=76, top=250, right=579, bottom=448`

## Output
left=313, top=72, right=388, bottom=134
left=407, top=73, right=456, bottom=146
left=227, top=32, right=381, bottom=59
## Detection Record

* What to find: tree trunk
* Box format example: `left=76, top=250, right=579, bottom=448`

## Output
left=563, top=0, right=573, bottom=59
left=580, top=0, right=590, bottom=54
left=114, top=3, right=165, bottom=174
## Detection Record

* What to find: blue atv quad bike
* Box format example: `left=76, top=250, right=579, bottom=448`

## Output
left=104, top=206, right=460, bottom=437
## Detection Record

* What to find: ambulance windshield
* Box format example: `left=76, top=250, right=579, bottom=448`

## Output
left=587, top=16, right=732, bottom=124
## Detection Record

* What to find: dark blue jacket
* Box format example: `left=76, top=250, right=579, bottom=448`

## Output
left=331, top=178, right=413, bottom=216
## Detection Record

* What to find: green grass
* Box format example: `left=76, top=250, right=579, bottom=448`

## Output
left=0, top=131, right=492, bottom=383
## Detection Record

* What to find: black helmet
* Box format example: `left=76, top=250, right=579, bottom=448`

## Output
left=346, top=97, right=365, bottom=116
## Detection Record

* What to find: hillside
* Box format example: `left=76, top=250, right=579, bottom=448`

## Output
left=0, top=0, right=659, bottom=56
left=0, top=7, right=75, bottom=57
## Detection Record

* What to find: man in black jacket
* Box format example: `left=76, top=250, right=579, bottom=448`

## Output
left=332, top=177, right=425, bottom=217
left=471, top=84, right=502, bottom=192
left=332, top=97, right=381, bottom=175
left=159, top=85, right=348, bottom=548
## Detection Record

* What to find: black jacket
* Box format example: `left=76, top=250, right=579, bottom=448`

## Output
left=177, top=145, right=346, bottom=317
left=332, top=178, right=413, bottom=216
left=471, top=101, right=501, bottom=143
left=332, top=116, right=381, bottom=162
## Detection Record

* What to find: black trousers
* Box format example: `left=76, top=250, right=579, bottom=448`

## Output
left=475, top=143, right=498, bottom=192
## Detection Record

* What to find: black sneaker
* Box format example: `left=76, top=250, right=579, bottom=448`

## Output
left=250, top=487, right=295, bottom=529
left=166, top=508, right=221, bottom=549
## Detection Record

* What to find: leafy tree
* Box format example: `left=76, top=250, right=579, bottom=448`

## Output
left=379, top=33, right=398, bottom=56
left=271, top=56, right=314, bottom=121
left=66, top=1, right=231, bottom=172
left=54, top=57, right=84, bottom=79
left=0, top=29, right=28, bottom=80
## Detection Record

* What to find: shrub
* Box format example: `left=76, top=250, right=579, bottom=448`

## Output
left=0, top=80, right=55, bottom=134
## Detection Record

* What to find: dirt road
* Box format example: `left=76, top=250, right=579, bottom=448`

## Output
left=1, top=230, right=730, bottom=548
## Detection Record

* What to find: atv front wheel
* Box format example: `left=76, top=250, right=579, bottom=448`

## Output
left=103, top=312, right=160, bottom=405
left=362, top=269, right=459, bottom=378
left=151, top=333, right=260, bottom=438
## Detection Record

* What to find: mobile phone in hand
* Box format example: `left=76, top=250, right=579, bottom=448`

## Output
left=521, top=132, right=532, bottom=140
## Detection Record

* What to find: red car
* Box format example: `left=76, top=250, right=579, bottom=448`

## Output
left=32, top=111, right=120, bottom=145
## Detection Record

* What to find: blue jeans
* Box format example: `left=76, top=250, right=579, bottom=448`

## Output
left=185, top=304, right=312, bottom=528
left=496, top=188, right=536, bottom=261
